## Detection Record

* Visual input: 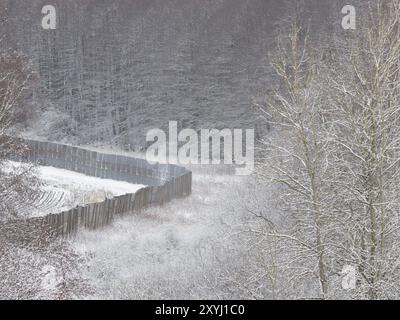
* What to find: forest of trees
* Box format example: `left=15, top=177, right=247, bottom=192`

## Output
left=4, top=0, right=334, bottom=149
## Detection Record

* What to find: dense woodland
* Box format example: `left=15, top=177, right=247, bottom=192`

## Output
left=4, top=0, right=335, bottom=148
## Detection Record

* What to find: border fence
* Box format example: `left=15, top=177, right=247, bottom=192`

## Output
left=17, top=139, right=192, bottom=238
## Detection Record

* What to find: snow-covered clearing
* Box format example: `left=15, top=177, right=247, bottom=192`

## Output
left=5, top=161, right=144, bottom=217
left=72, top=172, right=249, bottom=299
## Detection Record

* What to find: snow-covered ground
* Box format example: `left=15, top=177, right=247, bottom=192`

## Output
left=3, top=160, right=253, bottom=299
left=72, top=172, right=250, bottom=299
left=5, top=161, right=144, bottom=217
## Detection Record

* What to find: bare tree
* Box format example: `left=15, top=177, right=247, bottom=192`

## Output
left=322, top=0, right=400, bottom=299
left=0, top=6, right=39, bottom=220
left=255, top=15, right=333, bottom=298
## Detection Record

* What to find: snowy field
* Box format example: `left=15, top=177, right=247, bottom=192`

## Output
left=5, top=161, right=144, bottom=217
